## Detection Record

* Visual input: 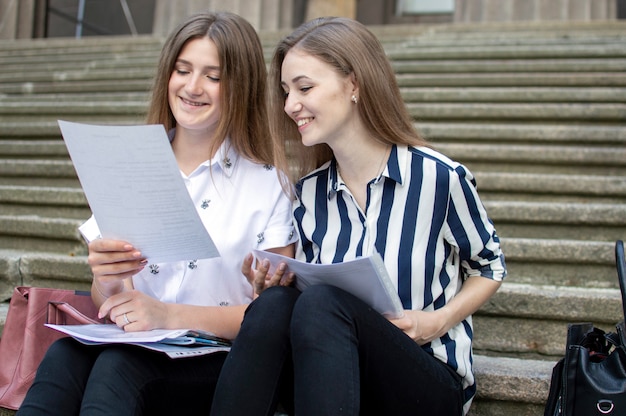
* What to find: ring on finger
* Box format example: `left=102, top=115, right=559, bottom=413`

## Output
left=123, top=312, right=130, bottom=325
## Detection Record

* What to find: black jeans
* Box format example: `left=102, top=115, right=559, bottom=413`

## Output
left=17, top=337, right=228, bottom=416
left=210, top=285, right=464, bottom=416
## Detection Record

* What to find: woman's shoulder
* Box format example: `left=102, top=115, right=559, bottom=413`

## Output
left=297, top=160, right=332, bottom=184
left=403, top=145, right=476, bottom=184
left=406, top=145, right=459, bottom=169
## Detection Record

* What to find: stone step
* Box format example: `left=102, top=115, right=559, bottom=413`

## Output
left=392, top=58, right=626, bottom=74
left=0, top=142, right=626, bottom=180
left=2, top=53, right=624, bottom=74
left=396, top=72, right=626, bottom=87
left=366, top=19, right=626, bottom=40
left=470, top=355, right=553, bottom=416
left=408, top=102, right=626, bottom=122
left=0, top=103, right=622, bottom=126
left=0, top=250, right=91, bottom=300
left=436, top=143, right=626, bottom=176
left=1, top=167, right=623, bottom=204
left=0, top=67, right=156, bottom=85
left=1, top=253, right=622, bottom=360
left=401, top=86, right=626, bottom=103
left=2, top=73, right=621, bottom=96
left=421, top=122, right=625, bottom=145
left=0, top=216, right=85, bottom=255
left=0, top=101, right=148, bottom=117
left=2, top=92, right=150, bottom=103
left=477, top=172, right=626, bottom=203
left=0, top=43, right=161, bottom=65
left=0, top=159, right=77, bottom=179
left=3, top=122, right=623, bottom=147
left=0, top=193, right=623, bottom=229
left=0, top=54, right=158, bottom=71
left=0, top=235, right=619, bottom=290
left=386, top=43, right=626, bottom=60
left=0, top=79, right=152, bottom=95
left=0, top=185, right=89, bottom=218
left=391, top=33, right=626, bottom=48
left=474, top=282, right=623, bottom=359
left=5, top=87, right=624, bottom=105
left=502, top=238, right=618, bottom=289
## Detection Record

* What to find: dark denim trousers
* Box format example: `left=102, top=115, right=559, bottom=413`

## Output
left=17, top=337, right=228, bottom=416
left=211, top=285, right=464, bottom=416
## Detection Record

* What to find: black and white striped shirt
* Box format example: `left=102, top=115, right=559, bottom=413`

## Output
left=293, top=144, right=507, bottom=411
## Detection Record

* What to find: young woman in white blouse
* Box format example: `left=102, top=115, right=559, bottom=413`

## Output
left=211, top=17, right=506, bottom=416
left=18, top=12, right=295, bottom=416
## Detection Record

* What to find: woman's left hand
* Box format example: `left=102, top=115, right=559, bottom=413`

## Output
left=389, top=309, right=450, bottom=346
left=99, top=290, right=169, bottom=332
left=241, top=252, right=294, bottom=298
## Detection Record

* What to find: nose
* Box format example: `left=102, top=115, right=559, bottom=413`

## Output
left=185, top=74, right=203, bottom=96
left=284, top=94, right=302, bottom=115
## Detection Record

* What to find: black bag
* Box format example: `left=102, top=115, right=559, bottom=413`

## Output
left=544, top=240, right=626, bottom=416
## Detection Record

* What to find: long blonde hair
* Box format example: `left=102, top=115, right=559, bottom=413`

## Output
left=269, top=17, right=428, bottom=183
left=146, top=12, right=273, bottom=165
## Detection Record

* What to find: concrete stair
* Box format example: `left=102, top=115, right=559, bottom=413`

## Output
left=1, top=20, right=625, bottom=415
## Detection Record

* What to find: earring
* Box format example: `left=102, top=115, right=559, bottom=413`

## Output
left=351, top=95, right=358, bottom=104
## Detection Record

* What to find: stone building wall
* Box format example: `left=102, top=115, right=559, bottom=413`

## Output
left=0, top=0, right=621, bottom=40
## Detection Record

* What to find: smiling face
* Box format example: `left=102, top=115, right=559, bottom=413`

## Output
left=281, top=48, right=357, bottom=148
left=168, top=37, right=222, bottom=137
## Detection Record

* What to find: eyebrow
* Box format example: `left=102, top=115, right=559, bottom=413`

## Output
left=281, top=75, right=310, bottom=86
left=175, top=58, right=220, bottom=71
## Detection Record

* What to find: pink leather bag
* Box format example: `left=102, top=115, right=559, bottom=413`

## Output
left=0, top=286, right=101, bottom=410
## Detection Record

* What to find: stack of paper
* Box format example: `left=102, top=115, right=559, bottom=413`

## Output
left=46, top=324, right=231, bottom=359
left=252, top=250, right=404, bottom=319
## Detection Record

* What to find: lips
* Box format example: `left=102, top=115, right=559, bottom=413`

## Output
left=297, top=117, right=313, bottom=127
left=181, top=97, right=206, bottom=107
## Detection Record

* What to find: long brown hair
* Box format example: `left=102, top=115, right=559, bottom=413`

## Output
left=146, top=11, right=273, bottom=165
left=269, top=17, right=428, bottom=182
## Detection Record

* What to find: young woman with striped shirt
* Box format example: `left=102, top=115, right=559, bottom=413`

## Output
left=211, top=17, right=506, bottom=416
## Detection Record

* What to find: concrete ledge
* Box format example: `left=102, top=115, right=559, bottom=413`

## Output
left=475, top=283, right=622, bottom=357
left=401, top=86, right=626, bottom=103
left=408, top=102, right=626, bottom=122
left=421, top=122, right=626, bottom=145
left=0, top=80, right=152, bottom=95
left=0, top=216, right=83, bottom=240
left=0, top=186, right=86, bottom=205
left=0, top=101, right=148, bottom=116
left=0, top=140, right=68, bottom=157
left=387, top=43, right=626, bottom=60
left=397, top=72, right=626, bottom=87
left=477, top=173, right=626, bottom=199
left=485, top=201, right=626, bottom=226
left=0, top=159, right=75, bottom=177
left=0, top=250, right=91, bottom=300
left=502, top=238, right=620, bottom=288
left=438, top=143, right=626, bottom=167
left=474, top=355, right=552, bottom=404
left=394, top=59, right=626, bottom=74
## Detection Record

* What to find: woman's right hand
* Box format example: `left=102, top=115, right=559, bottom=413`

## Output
left=88, top=239, right=146, bottom=283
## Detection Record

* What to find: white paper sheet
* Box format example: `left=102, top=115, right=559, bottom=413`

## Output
left=46, top=324, right=231, bottom=359
left=58, top=120, right=219, bottom=263
left=252, top=250, right=404, bottom=319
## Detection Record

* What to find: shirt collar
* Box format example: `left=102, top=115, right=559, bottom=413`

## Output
left=168, top=128, right=238, bottom=178
left=327, top=144, right=405, bottom=200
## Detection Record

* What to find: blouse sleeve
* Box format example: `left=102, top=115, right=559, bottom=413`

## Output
left=446, top=165, right=507, bottom=281
left=256, top=179, right=298, bottom=251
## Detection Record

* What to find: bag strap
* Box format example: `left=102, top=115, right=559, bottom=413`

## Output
left=616, top=240, right=626, bottom=323
left=47, top=301, right=101, bottom=325
left=543, top=357, right=565, bottom=416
